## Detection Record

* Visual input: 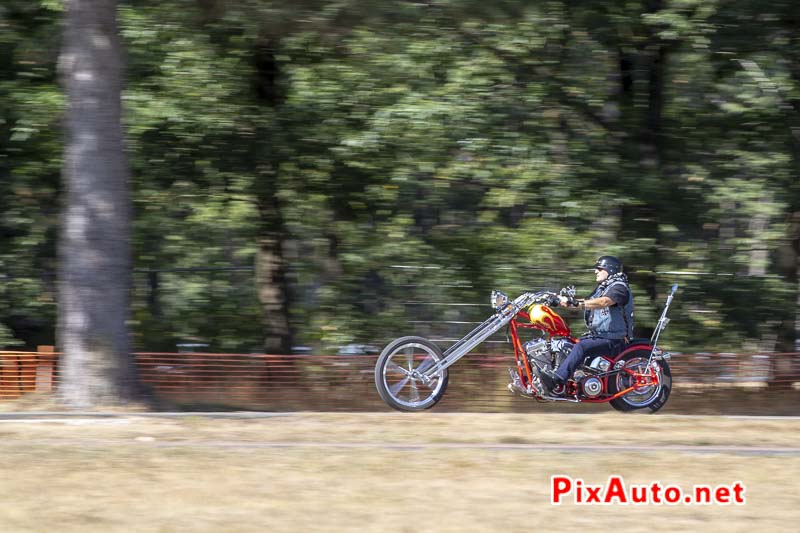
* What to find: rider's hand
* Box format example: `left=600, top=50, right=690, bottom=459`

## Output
left=558, top=296, right=568, bottom=307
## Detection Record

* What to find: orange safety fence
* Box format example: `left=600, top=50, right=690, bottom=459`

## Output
left=2, top=348, right=800, bottom=411
left=0, top=347, right=58, bottom=399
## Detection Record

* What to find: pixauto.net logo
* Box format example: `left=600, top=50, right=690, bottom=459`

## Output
left=551, top=475, right=746, bottom=506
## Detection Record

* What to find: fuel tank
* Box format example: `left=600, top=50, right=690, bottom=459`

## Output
left=527, top=304, right=572, bottom=337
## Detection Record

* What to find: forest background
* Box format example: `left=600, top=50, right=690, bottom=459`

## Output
left=1, top=0, right=799, bottom=360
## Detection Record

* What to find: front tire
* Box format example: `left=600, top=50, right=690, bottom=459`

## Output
left=374, top=336, right=449, bottom=411
left=609, top=348, right=672, bottom=413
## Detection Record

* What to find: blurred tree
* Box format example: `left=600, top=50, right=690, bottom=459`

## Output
left=1, top=0, right=799, bottom=365
left=57, top=0, right=139, bottom=406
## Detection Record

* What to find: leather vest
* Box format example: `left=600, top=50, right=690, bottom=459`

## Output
left=584, top=280, right=634, bottom=340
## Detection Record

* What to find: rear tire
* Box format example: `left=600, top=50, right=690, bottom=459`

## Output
left=609, top=348, right=672, bottom=413
left=374, top=336, right=449, bottom=411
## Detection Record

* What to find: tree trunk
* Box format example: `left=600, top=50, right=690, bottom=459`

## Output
left=255, top=232, right=292, bottom=354
left=617, top=20, right=667, bottom=308
left=772, top=28, right=800, bottom=384
left=252, top=39, right=293, bottom=355
left=57, top=0, right=139, bottom=407
left=772, top=212, right=800, bottom=389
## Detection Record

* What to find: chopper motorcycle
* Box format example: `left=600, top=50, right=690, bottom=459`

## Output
left=374, top=284, right=677, bottom=413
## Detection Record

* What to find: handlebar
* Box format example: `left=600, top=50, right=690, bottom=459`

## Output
left=559, top=285, right=579, bottom=307
left=519, top=287, right=577, bottom=308
left=517, top=290, right=560, bottom=308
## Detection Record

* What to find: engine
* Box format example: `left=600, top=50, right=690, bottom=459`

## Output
left=525, top=336, right=607, bottom=398
left=550, top=337, right=574, bottom=371
left=525, top=337, right=574, bottom=372
left=524, top=338, right=551, bottom=371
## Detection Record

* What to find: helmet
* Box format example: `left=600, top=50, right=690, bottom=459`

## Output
left=594, top=256, right=623, bottom=275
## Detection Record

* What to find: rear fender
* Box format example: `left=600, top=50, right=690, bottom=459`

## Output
left=612, top=343, right=653, bottom=365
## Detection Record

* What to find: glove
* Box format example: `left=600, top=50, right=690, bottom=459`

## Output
left=559, top=286, right=578, bottom=307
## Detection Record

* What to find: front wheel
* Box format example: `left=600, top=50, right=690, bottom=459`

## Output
left=374, top=336, right=449, bottom=411
left=609, top=348, right=672, bottom=413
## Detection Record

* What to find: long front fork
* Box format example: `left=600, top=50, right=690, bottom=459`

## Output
left=421, top=308, right=517, bottom=379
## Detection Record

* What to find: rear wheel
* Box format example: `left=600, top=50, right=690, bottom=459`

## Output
left=609, top=348, right=672, bottom=413
left=374, top=336, right=449, bottom=411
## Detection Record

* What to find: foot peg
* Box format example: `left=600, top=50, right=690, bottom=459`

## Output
left=507, top=368, right=534, bottom=397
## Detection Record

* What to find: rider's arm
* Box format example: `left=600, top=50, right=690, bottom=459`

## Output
left=581, top=285, right=628, bottom=309
left=580, top=296, right=615, bottom=310
left=557, top=295, right=615, bottom=309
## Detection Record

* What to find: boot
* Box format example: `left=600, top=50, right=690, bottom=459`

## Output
left=539, top=368, right=565, bottom=396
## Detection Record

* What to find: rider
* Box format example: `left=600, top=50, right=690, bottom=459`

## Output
left=540, top=256, right=634, bottom=395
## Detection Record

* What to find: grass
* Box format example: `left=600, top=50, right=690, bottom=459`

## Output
left=0, top=413, right=798, bottom=532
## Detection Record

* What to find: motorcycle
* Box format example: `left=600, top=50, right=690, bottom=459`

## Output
left=374, top=284, right=677, bottom=413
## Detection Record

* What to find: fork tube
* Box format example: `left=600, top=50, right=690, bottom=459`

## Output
left=423, top=309, right=515, bottom=378
left=443, top=314, right=504, bottom=357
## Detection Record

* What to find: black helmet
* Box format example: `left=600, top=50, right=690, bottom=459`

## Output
left=594, top=256, right=623, bottom=275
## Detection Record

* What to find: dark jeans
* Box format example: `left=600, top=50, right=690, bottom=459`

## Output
left=554, top=337, right=625, bottom=383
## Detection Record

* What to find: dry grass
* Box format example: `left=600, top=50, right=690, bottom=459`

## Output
left=0, top=413, right=798, bottom=532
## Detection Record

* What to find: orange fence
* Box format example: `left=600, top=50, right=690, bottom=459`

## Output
left=0, top=347, right=57, bottom=400
left=2, top=348, right=799, bottom=411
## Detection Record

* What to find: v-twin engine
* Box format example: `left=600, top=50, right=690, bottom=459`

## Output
left=524, top=337, right=573, bottom=373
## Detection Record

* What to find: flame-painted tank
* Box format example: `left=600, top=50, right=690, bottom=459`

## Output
left=527, top=304, right=572, bottom=337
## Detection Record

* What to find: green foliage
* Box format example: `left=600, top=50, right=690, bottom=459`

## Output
left=0, top=0, right=62, bottom=348
left=0, top=0, right=798, bottom=354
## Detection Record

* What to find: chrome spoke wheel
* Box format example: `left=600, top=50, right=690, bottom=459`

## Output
left=609, top=347, right=672, bottom=414
left=375, top=337, right=449, bottom=411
